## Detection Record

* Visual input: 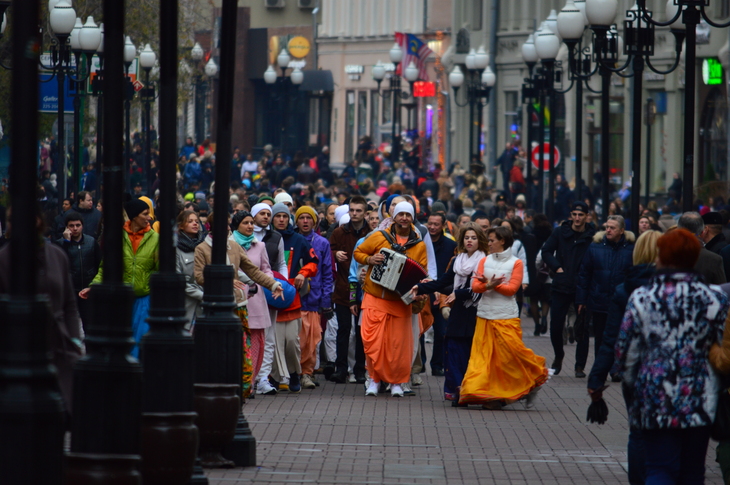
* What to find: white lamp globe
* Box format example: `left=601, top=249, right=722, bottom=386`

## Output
left=277, top=48, right=290, bottom=69
left=482, top=65, right=496, bottom=87
left=124, top=36, right=137, bottom=64
left=665, top=0, right=686, bottom=31
left=1, top=14, right=6, bottom=36
left=449, top=65, right=465, bottom=88
left=191, top=42, right=204, bottom=61
left=535, top=22, right=560, bottom=60
left=522, top=34, right=538, bottom=64
left=70, top=18, right=83, bottom=51
left=264, top=65, right=277, bottom=84
left=546, top=9, right=560, bottom=39
left=404, top=61, right=419, bottom=82
left=291, top=67, right=304, bottom=85
left=474, top=46, right=489, bottom=70
left=389, top=43, right=403, bottom=64
left=139, top=43, right=156, bottom=70
left=465, top=48, right=476, bottom=70
left=575, top=0, right=588, bottom=25
left=50, top=0, right=77, bottom=36
left=79, top=17, right=101, bottom=52
left=96, top=23, right=104, bottom=54
left=372, top=61, right=386, bottom=81
left=586, top=0, right=618, bottom=27
left=558, top=0, right=587, bottom=41
left=204, top=58, right=218, bottom=77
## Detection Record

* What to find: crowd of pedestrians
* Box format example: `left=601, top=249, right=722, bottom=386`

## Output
left=6, top=135, right=730, bottom=484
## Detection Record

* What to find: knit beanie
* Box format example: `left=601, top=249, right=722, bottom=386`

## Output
left=251, top=203, right=271, bottom=218
left=271, top=202, right=291, bottom=218
left=125, top=198, right=149, bottom=220
left=274, top=192, right=293, bottom=205
left=295, top=206, right=318, bottom=224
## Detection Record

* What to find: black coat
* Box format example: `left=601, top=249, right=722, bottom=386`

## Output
left=72, top=205, right=102, bottom=238
left=56, top=234, right=102, bottom=291
left=587, top=263, right=655, bottom=390
left=576, top=231, right=636, bottom=314
left=417, top=256, right=479, bottom=339
left=540, top=221, right=597, bottom=295
left=706, top=233, right=728, bottom=255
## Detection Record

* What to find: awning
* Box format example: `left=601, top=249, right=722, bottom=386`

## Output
left=299, top=70, right=334, bottom=92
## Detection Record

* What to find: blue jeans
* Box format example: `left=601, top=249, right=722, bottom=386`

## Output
left=643, top=426, right=711, bottom=484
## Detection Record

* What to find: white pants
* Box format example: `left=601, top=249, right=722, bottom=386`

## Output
left=348, top=314, right=356, bottom=373
left=323, top=314, right=338, bottom=363
left=257, top=308, right=278, bottom=385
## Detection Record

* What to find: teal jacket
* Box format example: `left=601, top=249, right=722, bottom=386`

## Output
left=93, top=228, right=159, bottom=297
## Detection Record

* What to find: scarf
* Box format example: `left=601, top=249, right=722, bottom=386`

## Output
left=233, top=230, right=256, bottom=251
left=253, top=224, right=266, bottom=242
left=177, top=231, right=204, bottom=253
left=453, top=250, right=485, bottom=290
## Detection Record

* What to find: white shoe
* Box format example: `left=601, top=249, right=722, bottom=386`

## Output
left=411, top=373, right=423, bottom=386
left=525, top=387, right=540, bottom=409
left=348, top=374, right=357, bottom=383
left=365, top=380, right=379, bottom=396
left=256, top=379, right=277, bottom=395
left=391, top=384, right=404, bottom=397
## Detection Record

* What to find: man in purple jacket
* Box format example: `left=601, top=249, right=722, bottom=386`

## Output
left=295, top=206, right=334, bottom=389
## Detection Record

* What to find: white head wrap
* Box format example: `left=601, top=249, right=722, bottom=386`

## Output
left=391, top=201, right=415, bottom=219
left=274, top=192, right=293, bottom=204
left=334, top=204, right=349, bottom=222
left=251, top=203, right=271, bottom=218
left=338, top=213, right=350, bottom=226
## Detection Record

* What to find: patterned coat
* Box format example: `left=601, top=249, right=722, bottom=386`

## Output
left=615, top=271, right=729, bottom=429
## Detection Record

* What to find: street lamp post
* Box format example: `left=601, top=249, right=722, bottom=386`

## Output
left=139, top=43, right=156, bottom=194
left=448, top=47, right=496, bottom=169
left=42, top=0, right=98, bottom=209
left=0, top=0, right=65, bottom=481
left=264, top=49, right=303, bottom=157
left=372, top=43, right=416, bottom=165
left=535, top=22, right=562, bottom=223
left=204, top=57, right=219, bottom=142
left=123, top=35, right=136, bottom=192
left=634, top=0, right=730, bottom=212
left=521, top=34, right=542, bottom=212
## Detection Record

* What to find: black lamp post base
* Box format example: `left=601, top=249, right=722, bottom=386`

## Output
left=71, top=283, right=142, bottom=455
left=0, top=296, right=66, bottom=484
left=189, top=458, right=209, bottom=484
left=222, top=415, right=257, bottom=467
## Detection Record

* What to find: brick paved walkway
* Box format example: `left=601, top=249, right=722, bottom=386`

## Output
left=206, top=319, right=725, bottom=484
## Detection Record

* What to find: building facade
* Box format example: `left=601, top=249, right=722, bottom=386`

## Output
left=450, top=0, right=730, bottom=200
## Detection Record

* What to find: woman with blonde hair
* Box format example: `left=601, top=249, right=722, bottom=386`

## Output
left=586, top=229, right=661, bottom=484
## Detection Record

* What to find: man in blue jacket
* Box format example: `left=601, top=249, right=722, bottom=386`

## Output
left=575, top=215, right=635, bottom=377
left=540, top=201, right=596, bottom=376
left=295, top=205, right=333, bottom=390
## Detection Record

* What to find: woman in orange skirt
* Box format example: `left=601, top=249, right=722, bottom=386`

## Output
left=458, top=226, right=549, bottom=409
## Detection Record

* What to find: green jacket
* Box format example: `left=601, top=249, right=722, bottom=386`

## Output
left=93, top=229, right=159, bottom=297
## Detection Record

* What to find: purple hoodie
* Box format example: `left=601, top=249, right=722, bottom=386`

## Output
left=300, top=230, right=333, bottom=312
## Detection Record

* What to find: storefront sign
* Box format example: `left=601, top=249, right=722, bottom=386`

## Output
left=288, top=36, right=311, bottom=59
left=702, top=58, right=723, bottom=86
left=345, top=65, right=363, bottom=81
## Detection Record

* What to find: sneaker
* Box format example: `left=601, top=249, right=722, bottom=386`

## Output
left=575, top=367, right=586, bottom=378
left=431, top=368, right=444, bottom=377
left=365, top=380, right=379, bottom=396
left=289, top=373, right=301, bottom=393
left=348, top=374, right=357, bottom=383
left=279, top=382, right=289, bottom=392
left=411, top=373, right=423, bottom=386
left=256, top=379, right=278, bottom=395
left=402, top=383, right=415, bottom=396
left=525, top=387, right=540, bottom=409
left=391, top=384, right=404, bottom=397
left=301, top=374, right=316, bottom=390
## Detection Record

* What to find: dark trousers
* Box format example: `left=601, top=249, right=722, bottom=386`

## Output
left=592, top=311, right=608, bottom=358
left=430, top=309, right=446, bottom=372
left=334, top=303, right=365, bottom=376
left=444, top=337, right=472, bottom=399
left=628, top=426, right=646, bottom=485
left=643, top=426, right=711, bottom=485
left=501, top=170, right=511, bottom=200
left=550, top=290, right=589, bottom=369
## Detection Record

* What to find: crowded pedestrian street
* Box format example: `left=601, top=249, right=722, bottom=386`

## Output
left=207, top=328, right=726, bottom=485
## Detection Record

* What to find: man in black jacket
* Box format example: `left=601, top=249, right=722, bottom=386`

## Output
left=56, top=211, right=101, bottom=326
left=73, top=191, right=102, bottom=238
left=540, top=201, right=596, bottom=376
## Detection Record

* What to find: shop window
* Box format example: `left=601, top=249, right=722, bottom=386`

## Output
left=358, top=91, right=368, bottom=140
left=345, top=91, right=355, bottom=162
left=371, top=90, right=380, bottom=144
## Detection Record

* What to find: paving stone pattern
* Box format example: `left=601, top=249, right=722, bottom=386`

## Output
left=206, top=318, right=725, bottom=484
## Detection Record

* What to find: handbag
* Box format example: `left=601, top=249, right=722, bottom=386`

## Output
left=711, top=374, right=730, bottom=441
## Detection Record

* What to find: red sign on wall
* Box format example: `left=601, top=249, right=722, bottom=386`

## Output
left=413, top=81, right=436, bottom=97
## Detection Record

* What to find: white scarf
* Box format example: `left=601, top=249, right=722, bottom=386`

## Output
left=453, top=250, right=486, bottom=290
